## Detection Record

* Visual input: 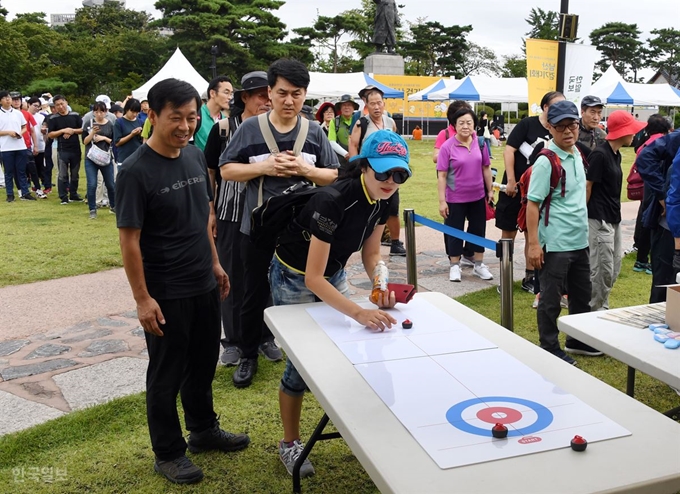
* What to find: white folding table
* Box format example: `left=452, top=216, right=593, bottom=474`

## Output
left=265, top=292, right=680, bottom=494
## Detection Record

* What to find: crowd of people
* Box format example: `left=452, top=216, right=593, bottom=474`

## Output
left=2, top=61, right=679, bottom=487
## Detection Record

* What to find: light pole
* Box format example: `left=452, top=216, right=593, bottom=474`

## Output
left=556, top=0, right=569, bottom=93
left=210, top=45, right=218, bottom=79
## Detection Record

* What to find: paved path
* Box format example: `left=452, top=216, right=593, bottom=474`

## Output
left=0, top=202, right=640, bottom=435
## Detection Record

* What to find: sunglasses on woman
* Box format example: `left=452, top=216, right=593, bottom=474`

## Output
left=371, top=166, right=410, bottom=184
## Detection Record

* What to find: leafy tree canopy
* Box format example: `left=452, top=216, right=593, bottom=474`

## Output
left=589, top=22, right=643, bottom=80
left=646, top=28, right=680, bottom=85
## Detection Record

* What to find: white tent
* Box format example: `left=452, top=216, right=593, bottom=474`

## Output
left=132, top=48, right=210, bottom=101
left=427, top=76, right=528, bottom=103
left=306, top=72, right=404, bottom=99
left=589, top=65, right=680, bottom=107
left=407, top=78, right=456, bottom=101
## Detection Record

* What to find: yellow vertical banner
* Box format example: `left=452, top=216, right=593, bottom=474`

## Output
left=526, top=39, right=559, bottom=116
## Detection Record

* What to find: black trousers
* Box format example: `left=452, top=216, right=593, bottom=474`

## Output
left=444, top=198, right=487, bottom=257
left=649, top=226, right=675, bottom=303
left=216, top=219, right=243, bottom=348
left=537, top=248, right=591, bottom=351
left=238, top=233, right=275, bottom=359
left=633, top=199, right=651, bottom=263
left=144, top=287, right=220, bottom=461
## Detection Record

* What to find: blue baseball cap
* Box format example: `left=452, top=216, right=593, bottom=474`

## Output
left=547, top=100, right=579, bottom=125
left=350, top=130, right=411, bottom=176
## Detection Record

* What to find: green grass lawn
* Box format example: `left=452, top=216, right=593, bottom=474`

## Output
left=0, top=140, right=669, bottom=493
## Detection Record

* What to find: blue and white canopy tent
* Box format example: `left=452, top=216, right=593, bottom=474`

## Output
left=590, top=65, right=680, bottom=107
left=306, top=72, right=404, bottom=99
left=407, top=78, right=456, bottom=101
left=427, top=76, right=528, bottom=103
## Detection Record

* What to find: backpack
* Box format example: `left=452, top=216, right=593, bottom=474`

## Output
left=250, top=181, right=341, bottom=248
left=357, top=116, right=370, bottom=151
left=516, top=147, right=588, bottom=232
left=626, top=163, right=644, bottom=201
left=218, top=118, right=230, bottom=153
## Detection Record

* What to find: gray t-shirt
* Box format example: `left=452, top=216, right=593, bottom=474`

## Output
left=220, top=113, right=339, bottom=235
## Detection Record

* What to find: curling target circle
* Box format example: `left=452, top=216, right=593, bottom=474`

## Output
left=446, top=396, right=553, bottom=437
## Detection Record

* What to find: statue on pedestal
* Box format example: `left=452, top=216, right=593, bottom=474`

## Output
left=372, top=0, right=397, bottom=54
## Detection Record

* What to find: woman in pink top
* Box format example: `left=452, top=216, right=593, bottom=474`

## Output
left=436, top=108, right=494, bottom=283
left=432, top=100, right=473, bottom=164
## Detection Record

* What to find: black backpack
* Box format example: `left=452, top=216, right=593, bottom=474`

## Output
left=250, top=181, right=341, bottom=248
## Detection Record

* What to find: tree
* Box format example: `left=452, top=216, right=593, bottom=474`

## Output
left=0, top=1, right=8, bottom=18
left=589, top=22, right=643, bottom=81
left=522, top=7, right=558, bottom=53
left=457, top=43, right=501, bottom=76
left=501, top=54, right=527, bottom=78
left=647, top=28, right=680, bottom=86
left=154, top=0, right=311, bottom=80
left=293, top=14, right=362, bottom=73
left=401, top=20, right=471, bottom=77
left=57, top=2, right=152, bottom=37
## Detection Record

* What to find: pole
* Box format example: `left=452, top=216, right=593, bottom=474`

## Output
left=210, top=45, right=218, bottom=79
left=403, top=209, right=417, bottom=288
left=556, top=0, right=569, bottom=93
left=499, top=238, right=514, bottom=331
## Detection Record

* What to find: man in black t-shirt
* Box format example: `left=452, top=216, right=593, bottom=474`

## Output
left=116, top=79, right=249, bottom=485
left=47, top=95, right=83, bottom=203
left=586, top=111, right=646, bottom=311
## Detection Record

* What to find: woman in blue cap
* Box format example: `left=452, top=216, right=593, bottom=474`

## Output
left=271, top=129, right=410, bottom=479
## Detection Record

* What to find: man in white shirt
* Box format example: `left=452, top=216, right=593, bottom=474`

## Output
left=0, top=90, right=34, bottom=201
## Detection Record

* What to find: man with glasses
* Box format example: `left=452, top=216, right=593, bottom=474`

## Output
left=526, top=100, right=591, bottom=366
left=194, top=76, right=233, bottom=151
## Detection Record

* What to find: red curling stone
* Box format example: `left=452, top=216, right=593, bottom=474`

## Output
left=401, top=319, right=413, bottom=329
left=571, top=435, right=587, bottom=451
left=491, top=423, right=508, bottom=439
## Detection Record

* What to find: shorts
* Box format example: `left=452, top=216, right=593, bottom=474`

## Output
left=494, top=192, right=521, bottom=232
left=387, top=189, right=399, bottom=217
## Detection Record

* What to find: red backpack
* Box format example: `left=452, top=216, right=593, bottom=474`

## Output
left=516, top=148, right=588, bottom=232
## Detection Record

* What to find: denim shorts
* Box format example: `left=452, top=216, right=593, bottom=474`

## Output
left=270, top=255, right=348, bottom=396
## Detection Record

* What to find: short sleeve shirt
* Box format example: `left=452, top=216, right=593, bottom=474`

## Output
left=434, top=125, right=456, bottom=149
left=586, top=142, right=622, bottom=224
left=436, top=135, right=490, bottom=203
left=115, top=144, right=216, bottom=300
left=0, top=107, right=27, bottom=152
left=506, top=116, right=551, bottom=179
left=526, top=139, right=588, bottom=253
left=47, top=112, right=83, bottom=153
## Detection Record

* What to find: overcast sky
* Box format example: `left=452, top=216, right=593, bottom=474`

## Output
left=4, top=0, right=676, bottom=65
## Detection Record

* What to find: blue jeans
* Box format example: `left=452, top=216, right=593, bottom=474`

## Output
left=2, top=150, right=29, bottom=198
left=84, top=158, right=115, bottom=211
left=269, top=256, right=348, bottom=397
left=484, top=137, right=493, bottom=158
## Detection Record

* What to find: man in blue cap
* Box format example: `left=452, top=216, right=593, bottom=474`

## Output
left=526, top=100, right=596, bottom=366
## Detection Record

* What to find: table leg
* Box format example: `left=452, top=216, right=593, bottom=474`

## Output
left=293, top=413, right=342, bottom=493
left=626, top=366, right=635, bottom=397
left=663, top=406, right=680, bottom=422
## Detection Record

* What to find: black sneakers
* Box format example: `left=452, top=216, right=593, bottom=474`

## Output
left=521, top=276, right=535, bottom=293
left=154, top=455, right=203, bottom=484
left=258, top=340, right=283, bottom=362
left=187, top=420, right=250, bottom=454
left=565, top=340, right=604, bottom=356
left=390, top=239, right=406, bottom=256
left=232, top=357, right=258, bottom=388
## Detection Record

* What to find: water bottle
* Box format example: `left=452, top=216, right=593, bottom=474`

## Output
left=370, top=261, right=389, bottom=304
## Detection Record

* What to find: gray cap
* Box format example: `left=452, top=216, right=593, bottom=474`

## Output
left=359, top=85, right=383, bottom=100
left=547, top=100, right=579, bottom=125
left=233, top=71, right=269, bottom=109
left=581, top=95, right=604, bottom=108
left=335, top=94, right=359, bottom=113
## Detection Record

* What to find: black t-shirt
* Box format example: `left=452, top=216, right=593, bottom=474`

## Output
left=276, top=177, right=390, bottom=277
left=586, top=142, right=622, bottom=224
left=115, top=144, right=216, bottom=300
left=47, top=111, right=83, bottom=153
left=505, top=116, right=551, bottom=181
left=204, top=115, right=243, bottom=222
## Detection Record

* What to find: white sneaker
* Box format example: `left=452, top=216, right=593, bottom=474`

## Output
left=449, top=265, right=461, bottom=282
left=473, top=263, right=493, bottom=280
left=459, top=256, right=475, bottom=268
left=35, top=189, right=47, bottom=199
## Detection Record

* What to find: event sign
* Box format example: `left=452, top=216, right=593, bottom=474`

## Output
left=526, top=39, right=559, bottom=116
left=563, top=44, right=599, bottom=111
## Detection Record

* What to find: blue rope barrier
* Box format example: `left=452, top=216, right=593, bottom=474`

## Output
left=412, top=213, right=497, bottom=252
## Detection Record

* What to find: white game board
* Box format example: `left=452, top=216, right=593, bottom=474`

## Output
left=305, top=297, right=631, bottom=469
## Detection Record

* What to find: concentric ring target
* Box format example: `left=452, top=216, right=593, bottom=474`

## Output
left=446, top=396, right=553, bottom=437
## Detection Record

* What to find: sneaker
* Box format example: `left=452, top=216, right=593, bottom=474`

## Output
left=459, top=255, right=475, bottom=268
left=633, top=261, right=647, bottom=272
left=521, top=276, right=535, bottom=292
left=532, top=293, right=540, bottom=309
left=6, top=195, right=14, bottom=203
left=548, top=348, right=577, bottom=366
left=232, top=357, right=258, bottom=388
left=473, top=263, right=493, bottom=280
left=279, top=439, right=315, bottom=478
left=35, top=189, right=47, bottom=199
left=60, top=199, right=70, bottom=205
left=109, top=207, right=116, bottom=215
left=645, top=264, right=652, bottom=275
left=89, top=210, right=97, bottom=220
left=624, top=245, right=638, bottom=256
left=43, top=187, right=52, bottom=194
left=560, top=295, right=568, bottom=309
left=219, top=346, right=241, bottom=366
left=565, top=340, right=603, bottom=356
left=258, top=340, right=283, bottom=362
left=154, top=455, right=203, bottom=484
left=187, top=420, right=250, bottom=454
left=449, top=265, right=461, bottom=282
left=389, top=239, right=406, bottom=256
left=69, top=194, right=84, bottom=202
left=20, top=193, right=37, bottom=201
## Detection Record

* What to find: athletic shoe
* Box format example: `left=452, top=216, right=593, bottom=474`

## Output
left=232, top=357, right=258, bottom=388
left=219, top=346, right=241, bottom=366
left=645, top=265, right=652, bottom=275
left=473, top=263, right=493, bottom=280
left=43, top=187, right=52, bottom=194
left=89, top=210, right=97, bottom=220
left=459, top=255, right=475, bottom=268
left=20, top=193, right=37, bottom=201
left=521, top=276, right=535, bottom=292
left=449, top=265, right=461, bottom=282
left=624, top=245, right=638, bottom=255
left=258, top=340, right=283, bottom=362
left=532, top=293, right=540, bottom=309
left=6, top=195, right=14, bottom=203
left=279, top=439, right=315, bottom=478
left=60, top=199, right=70, bottom=205
left=389, top=239, right=406, bottom=256
left=565, top=340, right=603, bottom=356
left=633, top=261, right=647, bottom=272
left=560, top=295, right=568, bottom=309
left=548, top=348, right=577, bottom=366
left=109, top=207, right=116, bottom=215
left=69, top=194, right=84, bottom=202
left=35, top=189, right=47, bottom=199
left=154, top=455, right=203, bottom=484
left=187, top=420, right=250, bottom=454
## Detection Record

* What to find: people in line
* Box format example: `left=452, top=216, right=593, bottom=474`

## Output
left=26, top=97, right=48, bottom=195
left=578, top=95, right=607, bottom=150
left=113, top=98, right=144, bottom=165
left=273, top=130, right=406, bottom=478
left=11, top=92, right=43, bottom=199
left=220, top=59, right=339, bottom=388
left=0, top=90, right=31, bottom=202
left=194, top=76, right=232, bottom=151
left=315, top=101, right=335, bottom=136
left=82, top=101, right=116, bottom=219
left=437, top=107, right=494, bottom=282
left=116, top=78, right=249, bottom=485
left=327, top=93, right=358, bottom=169
left=477, top=111, right=493, bottom=159
left=47, top=94, right=84, bottom=204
